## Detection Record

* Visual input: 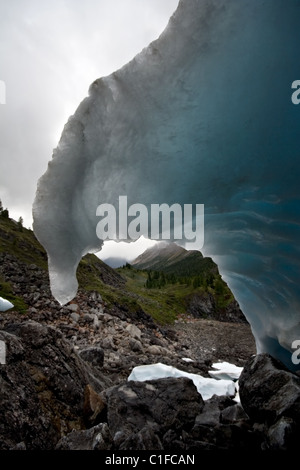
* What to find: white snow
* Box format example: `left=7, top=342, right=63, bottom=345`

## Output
left=209, top=362, right=243, bottom=381
left=0, top=296, right=14, bottom=312
left=128, top=362, right=237, bottom=401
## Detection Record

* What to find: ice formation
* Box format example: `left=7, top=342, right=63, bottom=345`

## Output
left=128, top=363, right=237, bottom=401
left=33, top=0, right=300, bottom=369
left=0, top=296, right=14, bottom=312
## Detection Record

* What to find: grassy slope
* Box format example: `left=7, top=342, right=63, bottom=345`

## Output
left=116, top=264, right=235, bottom=325
left=0, top=215, right=235, bottom=325
left=0, top=216, right=48, bottom=269
left=0, top=215, right=46, bottom=312
left=133, top=246, right=218, bottom=277
left=0, top=215, right=126, bottom=312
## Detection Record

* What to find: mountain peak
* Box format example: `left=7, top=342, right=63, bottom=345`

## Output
left=131, top=242, right=213, bottom=277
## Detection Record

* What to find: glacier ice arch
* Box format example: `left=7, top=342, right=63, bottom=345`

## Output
left=33, top=0, right=300, bottom=371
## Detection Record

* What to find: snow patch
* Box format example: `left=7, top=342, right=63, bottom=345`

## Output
left=209, top=361, right=243, bottom=381
left=128, top=362, right=238, bottom=401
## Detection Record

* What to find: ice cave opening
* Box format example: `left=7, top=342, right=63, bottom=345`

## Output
left=33, top=0, right=300, bottom=371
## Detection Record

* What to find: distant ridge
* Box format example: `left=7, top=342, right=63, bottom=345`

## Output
left=131, top=242, right=218, bottom=277
left=102, top=256, right=131, bottom=269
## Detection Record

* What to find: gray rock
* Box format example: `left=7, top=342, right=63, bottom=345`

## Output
left=239, top=353, right=300, bottom=425
left=66, top=303, right=79, bottom=312
left=101, top=336, right=115, bottom=350
left=266, top=416, right=296, bottom=450
left=125, top=323, right=142, bottom=340
left=147, top=344, right=162, bottom=355
left=11, top=441, right=27, bottom=450
left=28, top=306, right=38, bottom=314
left=88, top=291, right=103, bottom=303
left=55, top=423, right=112, bottom=450
left=0, top=321, right=110, bottom=450
left=195, top=395, right=236, bottom=427
left=195, top=405, right=220, bottom=427
left=81, top=313, right=95, bottom=324
left=32, top=292, right=40, bottom=303
left=79, top=347, right=104, bottom=368
left=70, top=312, right=80, bottom=323
left=118, top=424, right=164, bottom=451
left=105, top=377, right=204, bottom=450
left=187, top=292, right=216, bottom=317
left=129, top=338, right=144, bottom=353
left=220, top=403, right=249, bottom=424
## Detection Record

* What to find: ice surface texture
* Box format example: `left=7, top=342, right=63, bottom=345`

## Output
left=33, top=0, right=300, bottom=369
left=0, top=296, right=14, bottom=312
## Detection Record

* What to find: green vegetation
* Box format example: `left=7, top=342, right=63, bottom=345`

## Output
left=117, top=263, right=235, bottom=325
left=0, top=211, right=48, bottom=269
left=0, top=275, right=28, bottom=313
left=0, top=207, right=236, bottom=325
left=0, top=211, right=134, bottom=315
left=77, top=254, right=108, bottom=292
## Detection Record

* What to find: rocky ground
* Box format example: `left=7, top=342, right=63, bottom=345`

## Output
left=172, top=315, right=256, bottom=368
left=1, top=252, right=299, bottom=451
left=0, top=288, right=256, bottom=386
left=0, top=252, right=256, bottom=384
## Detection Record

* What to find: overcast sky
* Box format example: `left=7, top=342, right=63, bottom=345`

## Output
left=0, top=0, right=179, bottom=262
left=0, top=0, right=179, bottom=227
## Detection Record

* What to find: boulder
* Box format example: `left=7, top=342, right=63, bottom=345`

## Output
left=129, top=338, right=144, bottom=353
left=79, top=346, right=104, bottom=368
left=195, top=395, right=236, bottom=427
left=220, top=403, right=249, bottom=424
left=0, top=321, right=110, bottom=450
left=266, top=416, right=296, bottom=450
left=104, top=377, right=204, bottom=450
left=70, top=312, right=80, bottom=323
left=125, top=323, right=142, bottom=340
left=239, top=353, right=300, bottom=425
left=66, top=303, right=79, bottom=313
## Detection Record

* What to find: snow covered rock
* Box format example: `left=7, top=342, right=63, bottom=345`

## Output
left=128, top=362, right=236, bottom=400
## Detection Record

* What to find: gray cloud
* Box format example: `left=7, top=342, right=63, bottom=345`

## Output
left=0, top=0, right=179, bottom=227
